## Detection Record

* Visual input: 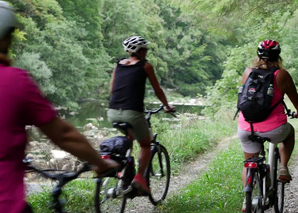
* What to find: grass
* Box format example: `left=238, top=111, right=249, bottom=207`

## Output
left=159, top=138, right=244, bottom=213
left=28, top=113, right=237, bottom=212
left=28, top=112, right=298, bottom=212
left=28, top=179, right=96, bottom=212
left=157, top=114, right=237, bottom=174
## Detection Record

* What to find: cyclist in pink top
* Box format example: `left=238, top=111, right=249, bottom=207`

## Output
left=0, top=2, right=119, bottom=212
left=238, top=40, right=298, bottom=212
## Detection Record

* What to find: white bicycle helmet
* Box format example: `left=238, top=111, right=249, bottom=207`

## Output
left=0, top=1, right=18, bottom=39
left=122, top=36, right=150, bottom=53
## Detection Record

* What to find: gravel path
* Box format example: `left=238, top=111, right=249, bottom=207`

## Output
left=282, top=156, right=298, bottom=213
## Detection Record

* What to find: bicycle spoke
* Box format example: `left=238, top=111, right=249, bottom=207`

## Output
left=95, top=177, right=126, bottom=213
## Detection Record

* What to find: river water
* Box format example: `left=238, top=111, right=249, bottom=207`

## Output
left=64, top=101, right=203, bottom=129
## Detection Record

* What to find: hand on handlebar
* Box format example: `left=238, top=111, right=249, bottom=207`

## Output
left=164, top=105, right=175, bottom=113
left=93, top=159, right=120, bottom=177
left=286, top=109, right=297, bottom=119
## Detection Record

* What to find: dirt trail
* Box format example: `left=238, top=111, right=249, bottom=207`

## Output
left=283, top=156, right=298, bottom=213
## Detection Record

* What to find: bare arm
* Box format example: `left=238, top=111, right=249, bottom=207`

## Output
left=276, top=69, right=298, bottom=112
left=39, top=117, right=109, bottom=170
left=145, top=62, right=172, bottom=110
left=241, top=67, right=253, bottom=84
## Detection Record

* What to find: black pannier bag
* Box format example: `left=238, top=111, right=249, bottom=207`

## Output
left=100, top=136, right=132, bottom=156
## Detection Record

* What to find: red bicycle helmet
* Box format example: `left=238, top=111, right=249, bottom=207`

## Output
left=257, top=40, right=281, bottom=61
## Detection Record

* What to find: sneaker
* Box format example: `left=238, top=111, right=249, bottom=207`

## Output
left=241, top=200, right=246, bottom=212
left=279, top=166, right=292, bottom=182
left=131, top=173, right=150, bottom=195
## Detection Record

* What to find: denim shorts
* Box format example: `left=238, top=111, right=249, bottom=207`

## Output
left=238, top=123, right=292, bottom=153
left=107, top=109, right=149, bottom=141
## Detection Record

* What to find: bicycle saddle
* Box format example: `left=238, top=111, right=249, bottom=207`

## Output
left=113, top=122, right=133, bottom=131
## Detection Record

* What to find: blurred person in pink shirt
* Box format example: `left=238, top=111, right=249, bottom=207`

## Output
left=0, top=1, right=119, bottom=212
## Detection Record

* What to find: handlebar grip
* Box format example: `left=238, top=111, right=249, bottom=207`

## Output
left=169, top=108, right=176, bottom=113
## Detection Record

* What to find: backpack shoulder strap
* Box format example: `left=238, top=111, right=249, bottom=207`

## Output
left=233, top=109, right=240, bottom=121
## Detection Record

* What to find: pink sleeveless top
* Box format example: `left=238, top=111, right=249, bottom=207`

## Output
left=238, top=69, right=287, bottom=132
left=0, top=64, right=57, bottom=213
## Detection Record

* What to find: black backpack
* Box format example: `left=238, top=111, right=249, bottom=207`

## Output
left=234, top=67, right=285, bottom=141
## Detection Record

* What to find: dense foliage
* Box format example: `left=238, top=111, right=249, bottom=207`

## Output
left=7, top=0, right=228, bottom=109
left=6, top=0, right=298, bottom=111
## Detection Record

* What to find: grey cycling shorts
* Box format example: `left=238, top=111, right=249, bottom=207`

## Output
left=238, top=123, right=292, bottom=154
left=107, top=109, right=149, bottom=141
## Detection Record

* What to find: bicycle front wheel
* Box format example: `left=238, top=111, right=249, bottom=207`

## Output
left=274, top=180, right=285, bottom=213
left=94, top=177, right=126, bottom=213
left=245, top=171, right=264, bottom=213
left=146, top=144, right=170, bottom=205
left=273, top=152, right=285, bottom=213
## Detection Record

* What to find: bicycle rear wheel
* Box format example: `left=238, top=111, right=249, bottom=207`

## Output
left=146, top=144, right=170, bottom=205
left=94, top=177, right=126, bottom=213
left=245, top=171, right=264, bottom=213
left=273, top=151, right=285, bottom=213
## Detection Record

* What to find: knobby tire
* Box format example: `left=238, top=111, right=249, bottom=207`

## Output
left=147, top=144, right=171, bottom=205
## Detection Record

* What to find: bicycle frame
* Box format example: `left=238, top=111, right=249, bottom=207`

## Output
left=268, top=142, right=277, bottom=187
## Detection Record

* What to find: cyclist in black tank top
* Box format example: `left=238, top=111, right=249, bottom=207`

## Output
left=108, top=36, right=174, bottom=194
left=109, top=59, right=147, bottom=112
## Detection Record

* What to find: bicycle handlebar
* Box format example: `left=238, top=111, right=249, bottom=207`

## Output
left=286, top=108, right=296, bottom=119
left=24, top=158, right=91, bottom=212
left=144, top=105, right=176, bottom=117
left=24, top=158, right=91, bottom=184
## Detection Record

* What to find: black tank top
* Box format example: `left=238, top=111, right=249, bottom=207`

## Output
left=109, top=60, right=147, bottom=112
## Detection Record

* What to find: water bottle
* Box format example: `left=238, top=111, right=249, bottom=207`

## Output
left=238, top=84, right=245, bottom=94
left=267, top=84, right=274, bottom=97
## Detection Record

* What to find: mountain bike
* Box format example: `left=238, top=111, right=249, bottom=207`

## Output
left=244, top=110, right=295, bottom=213
left=95, top=105, right=174, bottom=213
left=24, top=158, right=91, bottom=213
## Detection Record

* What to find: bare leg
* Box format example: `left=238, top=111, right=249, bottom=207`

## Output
left=137, top=135, right=151, bottom=176
left=279, top=125, right=295, bottom=167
